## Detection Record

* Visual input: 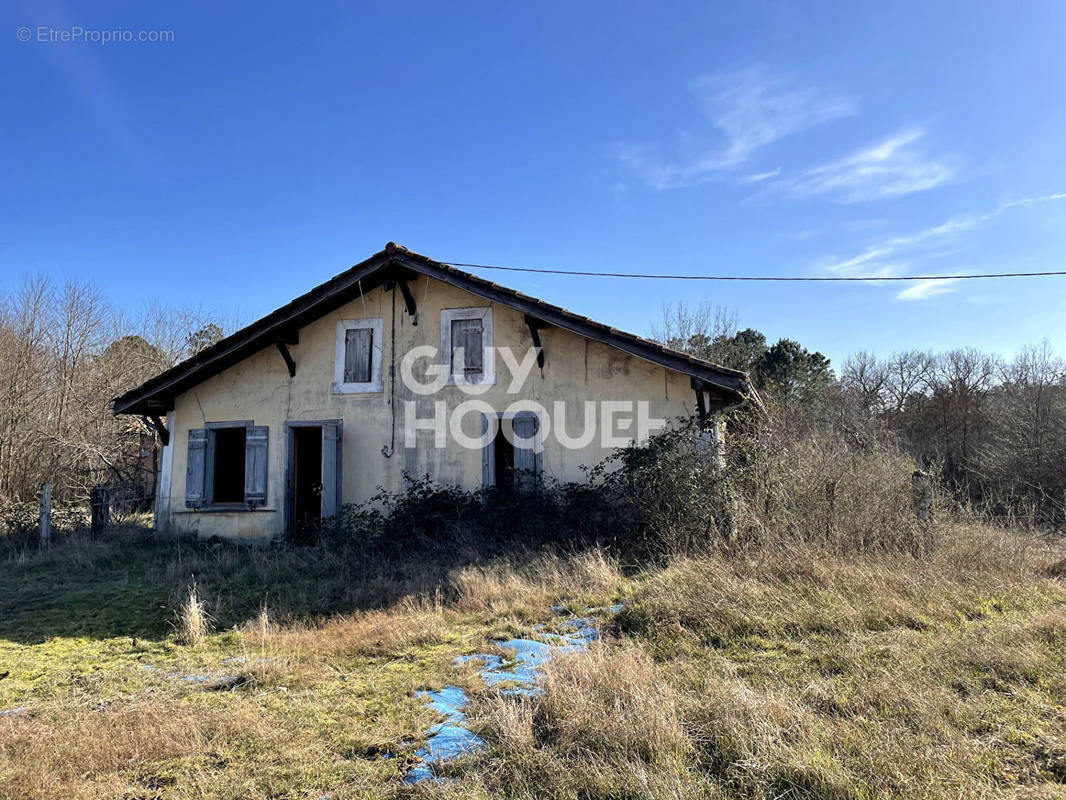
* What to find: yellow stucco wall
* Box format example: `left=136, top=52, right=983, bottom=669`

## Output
left=161, top=277, right=696, bottom=540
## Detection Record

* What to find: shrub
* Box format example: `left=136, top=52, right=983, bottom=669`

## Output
left=324, top=405, right=935, bottom=563
left=725, top=401, right=934, bottom=554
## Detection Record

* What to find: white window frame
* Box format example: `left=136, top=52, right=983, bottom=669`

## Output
left=333, top=318, right=384, bottom=394
left=441, top=307, right=495, bottom=387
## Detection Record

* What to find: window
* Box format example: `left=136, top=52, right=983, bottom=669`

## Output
left=451, top=318, right=483, bottom=376
left=441, top=307, right=494, bottom=386
left=334, top=318, right=383, bottom=393
left=211, top=427, right=246, bottom=503
left=345, top=328, right=373, bottom=383
left=185, top=422, right=269, bottom=509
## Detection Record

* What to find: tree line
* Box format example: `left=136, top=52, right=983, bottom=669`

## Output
left=0, top=279, right=1062, bottom=530
left=0, top=276, right=227, bottom=504
left=656, top=301, right=1066, bottom=527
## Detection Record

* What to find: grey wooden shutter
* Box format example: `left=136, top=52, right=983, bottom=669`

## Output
left=321, top=422, right=341, bottom=519
left=481, top=414, right=495, bottom=488
left=512, top=413, right=541, bottom=493
left=451, top=318, right=483, bottom=375
left=244, top=426, right=269, bottom=507
left=344, top=327, right=373, bottom=383
left=185, top=428, right=207, bottom=507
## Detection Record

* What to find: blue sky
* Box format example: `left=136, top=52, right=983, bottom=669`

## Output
left=3, top=1, right=1065, bottom=368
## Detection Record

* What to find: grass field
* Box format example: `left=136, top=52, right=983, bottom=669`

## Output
left=1, top=521, right=1065, bottom=799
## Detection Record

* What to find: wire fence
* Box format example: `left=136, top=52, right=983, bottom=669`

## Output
left=1, top=468, right=157, bottom=543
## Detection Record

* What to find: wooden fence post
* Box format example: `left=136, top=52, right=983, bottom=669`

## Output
left=90, top=484, right=110, bottom=540
left=39, top=482, right=52, bottom=546
left=912, top=470, right=933, bottom=525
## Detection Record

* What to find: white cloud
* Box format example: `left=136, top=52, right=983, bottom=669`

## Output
left=816, top=191, right=1066, bottom=301
left=739, top=168, right=782, bottom=184
left=896, top=279, right=960, bottom=301
left=823, top=246, right=894, bottom=274
left=805, top=190, right=1066, bottom=300
left=1000, top=192, right=1066, bottom=211
left=617, top=68, right=857, bottom=189
left=822, top=191, right=1066, bottom=278
left=771, top=127, right=954, bottom=203
left=693, top=69, right=857, bottom=167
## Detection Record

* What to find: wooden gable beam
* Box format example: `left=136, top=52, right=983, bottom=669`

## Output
left=398, top=280, right=417, bottom=320
left=148, top=414, right=170, bottom=447
left=524, top=315, right=549, bottom=369
left=275, top=327, right=298, bottom=377
left=384, top=273, right=419, bottom=322
left=275, top=341, right=296, bottom=377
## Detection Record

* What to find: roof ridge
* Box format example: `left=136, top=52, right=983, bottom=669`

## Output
left=391, top=246, right=750, bottom=382
left=112, top=244, right=752, bottom=415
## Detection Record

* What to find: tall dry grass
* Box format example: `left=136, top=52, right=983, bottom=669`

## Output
left=0, top=703, right=255, bottom=800
left=618, top=523, right=1060, bottom=647
left=453, top=523, right=1066, bottom=800
left=722, top=402, right=938, bottom=555
left=174, top=581, right=212, bottom=645
left=4, top=412, right=1064, bottom=799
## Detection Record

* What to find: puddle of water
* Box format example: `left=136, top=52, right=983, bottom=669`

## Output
left=405, top=605, right=617, bottom=782
left=0, top=707, right=27, bottom=717
left=405, top=686, right=486, bottom=783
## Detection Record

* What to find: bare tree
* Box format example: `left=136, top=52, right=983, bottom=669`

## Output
left=883, top=350, right=935, bottom=415
left=975, top=341, right=1066, bottom=519
left=651, top=301, right=738, bottom=365
left=0, top=276, right=52, bottom=500
left=0, top=274, right=230, bottom=506
left=840, top=351, right=889, bottom=415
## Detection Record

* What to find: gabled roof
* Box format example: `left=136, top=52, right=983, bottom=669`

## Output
left=112, top=243, right=754, bottom=415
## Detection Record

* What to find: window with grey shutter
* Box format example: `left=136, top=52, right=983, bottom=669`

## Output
left=512, top=412, right=541, bottom=493
left=451, top=318, right=484, bottom=376
left=344, top=327, right=373, bottom=383
left=185, top=428, right=207, bottom=507
left=244, top=426, right=269, bottom=507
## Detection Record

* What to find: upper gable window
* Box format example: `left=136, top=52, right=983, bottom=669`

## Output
left=441, top=307, right=495, bottom=386
left=334, top=318, right=384, bottom=393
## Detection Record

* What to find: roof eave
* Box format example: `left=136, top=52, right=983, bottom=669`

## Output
left=112, top=246, right=752, bottom=414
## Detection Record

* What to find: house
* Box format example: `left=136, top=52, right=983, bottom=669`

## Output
left=112, top=243, right=753, bottom=542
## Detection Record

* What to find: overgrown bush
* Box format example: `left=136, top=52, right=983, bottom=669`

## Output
left=324, top=403, right=933, bottom=562
left=726, top=401, right=935, bottom=554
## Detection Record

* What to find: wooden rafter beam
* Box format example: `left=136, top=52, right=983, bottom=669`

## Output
left=694, top=385, right=708, bottom=426
left=148, top=414, right=170, bottom=447
left=384, top=273, right=419, bottom=322
left=398, top=280, right=417, bottom=319
left=524, top=314, right=548, bottom=369
left=275, top=341, right=296, bottom=377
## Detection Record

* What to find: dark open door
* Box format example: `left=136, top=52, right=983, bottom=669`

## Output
left=286, top=420, right=343, bottom=544
left=291, top=426, right=322, bottom=545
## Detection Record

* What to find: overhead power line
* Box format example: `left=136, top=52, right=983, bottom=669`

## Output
left=443, top=262, right=1066, bottom=282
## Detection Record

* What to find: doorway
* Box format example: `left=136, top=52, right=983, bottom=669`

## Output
left=492, top=422, right=516, bottom=494
left=482, top=412, right=541, bottom=494
left=292, top=425, right=322, bottom=544
left=286, top=420, right=343, bottom=545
